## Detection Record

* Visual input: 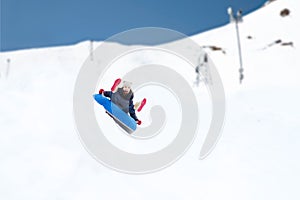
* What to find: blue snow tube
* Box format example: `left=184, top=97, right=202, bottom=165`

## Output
left=93, top=94, right=137, bottom=133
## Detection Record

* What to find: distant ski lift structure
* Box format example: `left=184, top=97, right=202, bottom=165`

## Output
left=228, top=7, right=244, bottom=84
left=194, top=51, right=212, bottom=86
left=89, top=40, right=94, bottom=61
left=6, top=58, right=10, bottom=79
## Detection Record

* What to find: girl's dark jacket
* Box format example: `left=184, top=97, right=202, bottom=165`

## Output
left=103, top=88, right=138, bottom=121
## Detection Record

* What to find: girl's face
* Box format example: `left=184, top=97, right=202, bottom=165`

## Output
left=123, top=86, right=130, bottom=94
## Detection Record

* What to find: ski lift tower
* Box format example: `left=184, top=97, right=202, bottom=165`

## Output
left=228, top=7, right=244, bottom=84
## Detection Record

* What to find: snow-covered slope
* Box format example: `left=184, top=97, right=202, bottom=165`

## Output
left=192, top=0, right=299, bottom=90
left=0, top=0, right=299, bottom=199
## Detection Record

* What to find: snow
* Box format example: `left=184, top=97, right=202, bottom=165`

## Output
left=1, top=0, right=300, bottom=199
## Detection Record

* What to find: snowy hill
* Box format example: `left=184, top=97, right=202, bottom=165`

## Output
left=1, top=0, right=300, bottom=199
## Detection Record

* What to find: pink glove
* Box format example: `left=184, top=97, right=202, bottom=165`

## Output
left=99, top=89, right=104, bottom=94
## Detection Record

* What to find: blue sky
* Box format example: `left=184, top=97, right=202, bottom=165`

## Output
left=1, top=0, right=266, bottom=51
